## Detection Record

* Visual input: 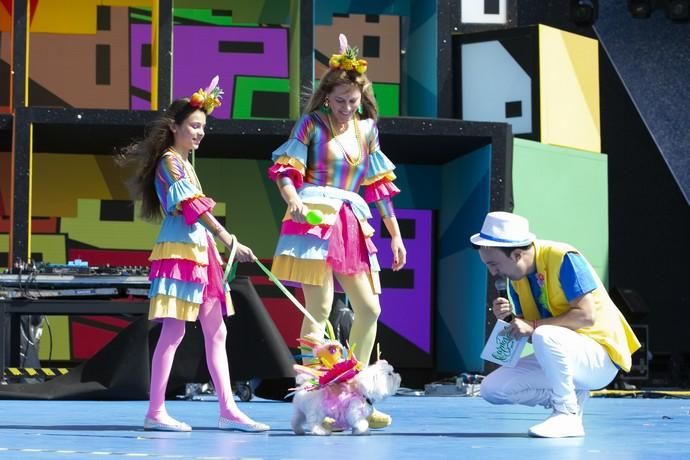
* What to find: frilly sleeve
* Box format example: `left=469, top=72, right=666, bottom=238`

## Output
left=268, top=114, right=315, bottom=188
left=361, top=121, right=400, bottom=203
left=160, top=154, right=213, bottom=220
left=364, top=177, right=400, bottom=203
left=180, top=197, right=216, bottom=225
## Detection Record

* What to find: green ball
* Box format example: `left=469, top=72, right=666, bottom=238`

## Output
left=305, top=209, right=324, bottom=225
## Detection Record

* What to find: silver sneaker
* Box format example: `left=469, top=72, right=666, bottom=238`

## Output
left=218, top=416, right=270, bottom=432
left=143, top=416, right=192, bottom=432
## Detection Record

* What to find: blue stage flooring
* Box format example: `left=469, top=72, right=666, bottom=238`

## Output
left=1, top=396, right=689, bottom=459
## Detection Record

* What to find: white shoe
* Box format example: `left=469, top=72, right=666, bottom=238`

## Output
left=144, top=416, right=192, bottom=432
left=218, top=415, right=270, bottom=432
left=528, top=411, right=585, bottom=438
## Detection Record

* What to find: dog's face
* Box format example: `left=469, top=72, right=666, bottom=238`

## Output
left=354, top=360, right=401, bottom=403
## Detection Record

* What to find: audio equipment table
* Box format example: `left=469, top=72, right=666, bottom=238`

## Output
left=0, top=274, right=296, bottom=401
left=0, top=273, right=150, bottom=375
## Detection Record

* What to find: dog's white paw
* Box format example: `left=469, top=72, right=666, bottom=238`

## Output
left=351, top=419, right=370, bottom=435
left=291, top=410, right=307, bottom=435
left=311, top=424, right=331, bottom=436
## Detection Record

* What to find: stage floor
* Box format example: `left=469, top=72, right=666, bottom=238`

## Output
left=1, top=395, right=689, bottom=459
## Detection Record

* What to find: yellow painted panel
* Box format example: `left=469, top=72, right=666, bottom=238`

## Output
left=32, top=154, right=112, bottom=216
left=31, top=0, right=97, bottom=34
left=539, top=25, right=601, bottom=153
left=60, top=199, right=158, bottom=249
left=38, top=315, right=71, bottom=361
left=31, top=234, right=68, bottom=263
left=60, top=199, right=226, bottom=250
left=0, top=234, right=65, bottom=261
left=95, top=155, right=132, bottom=198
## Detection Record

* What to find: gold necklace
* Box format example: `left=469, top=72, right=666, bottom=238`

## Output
left=327, top=113, right=362, bottom=166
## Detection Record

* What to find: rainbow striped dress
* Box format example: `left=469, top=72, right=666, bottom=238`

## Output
left=147, top=150, right=233, bottom=321
left=268, top=112, right=400, bottom=294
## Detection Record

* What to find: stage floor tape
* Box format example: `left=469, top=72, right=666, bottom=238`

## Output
left=592, top=389, right=690, bottom=398
left=3, top=368, right=69, bottom=378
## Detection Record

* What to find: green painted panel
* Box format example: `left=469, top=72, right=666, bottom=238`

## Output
left=233, top=76, right=290, bottom=120
left=38, top=316, right=71, bottom=361
left=173, top=1, right=290, bottom=24
left=512, top=138, right=609, bottom=285
left=373, top=83, right=400, bottom=117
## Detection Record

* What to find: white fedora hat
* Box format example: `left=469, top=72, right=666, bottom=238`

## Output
left=470, top=211, right=536, bottom=247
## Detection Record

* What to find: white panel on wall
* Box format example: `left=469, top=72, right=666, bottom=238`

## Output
left=461, top=0, right=507, bottom=24
left=461, top=41, right=532, bottom=134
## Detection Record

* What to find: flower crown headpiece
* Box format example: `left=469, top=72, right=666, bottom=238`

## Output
left=328, top=34, right=368, bottom=74
left=189, top=75, right=223, bottom=115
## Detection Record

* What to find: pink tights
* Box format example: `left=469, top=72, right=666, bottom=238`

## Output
left=146, top=298, right=249, bottom=422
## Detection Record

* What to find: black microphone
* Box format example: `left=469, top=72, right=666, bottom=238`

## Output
left=494, top=278, right=514, bottom=323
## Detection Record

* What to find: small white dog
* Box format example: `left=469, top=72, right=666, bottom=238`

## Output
left=291, top=360, right=401, bottom=435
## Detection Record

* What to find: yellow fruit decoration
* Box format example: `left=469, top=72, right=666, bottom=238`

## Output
left=327, top=34, right=368, bottom=75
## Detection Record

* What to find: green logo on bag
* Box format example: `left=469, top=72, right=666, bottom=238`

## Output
left=492, top=335, right=515, bottom=362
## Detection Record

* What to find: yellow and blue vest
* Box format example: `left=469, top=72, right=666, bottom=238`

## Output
left=511, top=240, right=641, bottom=372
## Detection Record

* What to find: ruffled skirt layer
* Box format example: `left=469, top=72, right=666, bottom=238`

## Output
left=148, top=234, right=234, bottom=321
left=272, top=204, right=381, bottom=294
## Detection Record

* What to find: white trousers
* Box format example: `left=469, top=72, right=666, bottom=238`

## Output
left=480, top=325, right=619, bottom=414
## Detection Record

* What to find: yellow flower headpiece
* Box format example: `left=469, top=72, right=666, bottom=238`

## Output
left=328, top=34, right=368, bottom=74
left=189, top=75, right=223, bottom=115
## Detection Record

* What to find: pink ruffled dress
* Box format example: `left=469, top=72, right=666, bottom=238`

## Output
left=268, top=112, right=400, bottom=294
left=147, top=150, right=233, bottom=321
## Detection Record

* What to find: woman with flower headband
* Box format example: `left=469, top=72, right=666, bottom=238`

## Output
left=268, top=34, right=407, bottom=429
left=120, top=77, right=269, bottom=433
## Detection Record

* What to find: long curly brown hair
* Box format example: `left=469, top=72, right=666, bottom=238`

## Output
left=304, top=68, right=378, bottom=120
left=118, top=98, right=206, bottom=221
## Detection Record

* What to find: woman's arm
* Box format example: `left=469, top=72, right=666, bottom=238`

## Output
left=276, top=176, right=308, bottom=224
left=197, top=211, right=255, bottom=262
left=381, top=215, right=406, bottom=271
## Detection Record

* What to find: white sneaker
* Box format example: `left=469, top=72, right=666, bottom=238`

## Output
left=528, top=411, right=585, bottom=438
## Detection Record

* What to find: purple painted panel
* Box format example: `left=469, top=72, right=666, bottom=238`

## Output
left=130, top=25, right=288, bottom=117
left=370, top=209, right=433, bottom=353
